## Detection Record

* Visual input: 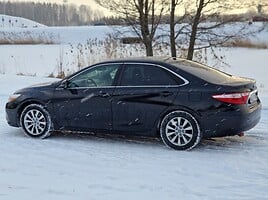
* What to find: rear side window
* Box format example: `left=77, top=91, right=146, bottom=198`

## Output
left=169, top=60, right=232, bottom=84
left=120, top=64, right=181, bottom=86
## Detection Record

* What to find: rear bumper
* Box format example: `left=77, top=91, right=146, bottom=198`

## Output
left=200, top=103, right=262, bottom=138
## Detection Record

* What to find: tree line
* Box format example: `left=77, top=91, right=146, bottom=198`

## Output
left=0, top=1, right=103, bottom=26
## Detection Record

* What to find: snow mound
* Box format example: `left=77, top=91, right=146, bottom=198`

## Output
left=0, top=14, right=46, bottom=28
left=0, top=15, right=56, bottom=44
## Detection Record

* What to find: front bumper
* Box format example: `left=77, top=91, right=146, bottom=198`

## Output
left=6, top=102, right=20, bottom=127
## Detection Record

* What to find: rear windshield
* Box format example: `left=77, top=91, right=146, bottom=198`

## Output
left=169, top=59, right=232, bottom=84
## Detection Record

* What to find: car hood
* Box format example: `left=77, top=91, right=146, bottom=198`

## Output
left=29, top=81, right=58, bottom=88
left=14, top=81, right=59, bottom=94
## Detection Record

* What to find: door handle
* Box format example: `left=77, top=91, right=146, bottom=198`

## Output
left=161, top=91, right=173, bottom=97
left=99, top=91, right=110, bottom=98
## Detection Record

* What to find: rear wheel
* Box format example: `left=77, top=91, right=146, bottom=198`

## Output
left=20, top=104, right=53, bottom=139
left=160, top=110, right=201, bottom=150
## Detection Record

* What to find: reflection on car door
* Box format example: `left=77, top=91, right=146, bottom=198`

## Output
left=112, top=63, right=182, bottom=135
left=53, top=64, right=121, bottom=131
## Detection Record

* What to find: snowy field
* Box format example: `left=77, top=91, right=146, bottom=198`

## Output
left=0, top=14, right=45, bottom=28
left=0, top=15, right=268, bottom=199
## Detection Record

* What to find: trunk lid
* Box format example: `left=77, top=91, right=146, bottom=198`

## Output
left=212, top=76, right=259, bottom=107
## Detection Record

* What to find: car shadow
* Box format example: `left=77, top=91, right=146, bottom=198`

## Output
left=5, top=128, right=266, bottom=151
left=199, top=134, right=267, bottom=151
left=50, top=131, right=266, bottom=151
left=51, top=131, right=163, bottom=147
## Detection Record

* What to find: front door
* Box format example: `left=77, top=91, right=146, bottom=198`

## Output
left=53, top=63, right=121, bottom=131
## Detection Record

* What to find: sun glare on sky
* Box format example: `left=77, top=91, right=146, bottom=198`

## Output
left=3, top=0, right=264, bottom=16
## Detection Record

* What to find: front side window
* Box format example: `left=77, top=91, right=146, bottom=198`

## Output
left=68, top=64, right=120, bottom=88
left=120, top=64, right=179, bottom=86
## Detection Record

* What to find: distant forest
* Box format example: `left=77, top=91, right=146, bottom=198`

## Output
left=0, top=1, right=106, bottom=26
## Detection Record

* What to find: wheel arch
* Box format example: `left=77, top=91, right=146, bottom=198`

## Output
left=17, top=99, right=46, bottom=125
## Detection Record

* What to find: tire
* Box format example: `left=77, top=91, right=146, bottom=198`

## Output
left=160, top=110, right=201, bottom=150
left=20, top=104, right=53, bottom=139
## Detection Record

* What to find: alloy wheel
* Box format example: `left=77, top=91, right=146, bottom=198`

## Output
left=165, top=117, right=193, bottom=146
left=23, top=109, right=47, bottom=136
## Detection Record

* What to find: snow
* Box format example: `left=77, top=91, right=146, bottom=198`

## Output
left=0, top=14, right=46, bottom=28
left=0, top=131, right=267, bottom=200
left=0, top=25, right=113, bottom=44
left=1, top=20, right=268, bottom=199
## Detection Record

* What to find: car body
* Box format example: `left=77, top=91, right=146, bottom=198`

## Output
left=6, top=57, right=261, bottom=150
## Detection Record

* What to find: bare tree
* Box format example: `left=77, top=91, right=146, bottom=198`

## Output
left=186, top=0, right=205, bottom=60
left=96, top=0, right=168, bottom=56
left=169, top=0, right=190, bottom=57
left=169, top=0, right=178, bottom=57
left=169, top=0, right=259, bottom=60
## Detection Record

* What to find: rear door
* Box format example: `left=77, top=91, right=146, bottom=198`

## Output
left=112, top=63, right=185, bottom=135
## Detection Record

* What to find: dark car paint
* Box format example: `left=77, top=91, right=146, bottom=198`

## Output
left=6, top=58, right=262, bottom=138
left=111, top=86, right=179, bottom=135
left=53, top=87, right=116, bottom=131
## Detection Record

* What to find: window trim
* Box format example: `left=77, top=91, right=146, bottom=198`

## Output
left=57, top=62, right=189, bottom=89
left=117, top=62, right=189, bottom=88
left=59, top=63, right=123, bottom=89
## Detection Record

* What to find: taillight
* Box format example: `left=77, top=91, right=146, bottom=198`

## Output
left=212, top=92, right=250, bottom=105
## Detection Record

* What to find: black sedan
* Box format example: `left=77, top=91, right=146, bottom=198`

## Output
left=6, top=57, right=261, bottom=150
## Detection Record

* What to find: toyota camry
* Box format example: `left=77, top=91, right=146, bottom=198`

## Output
left=6, top=57, right=261, bottom=150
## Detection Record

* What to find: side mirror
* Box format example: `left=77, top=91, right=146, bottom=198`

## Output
left=59, top=80, right=68, bottom=89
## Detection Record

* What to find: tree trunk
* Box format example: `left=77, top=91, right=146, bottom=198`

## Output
left=187, top=0, right=204, bottom=60
left=170, top=0, right=176, bottom=57
left=139, top=0, right=153, bottom=56
left=144, top=39, right=153, bottom=56
left=96, top=0, right=166, bottom=57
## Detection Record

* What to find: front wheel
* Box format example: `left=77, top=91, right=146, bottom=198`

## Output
left=20, top=104, right=53, bottom=139
left=160, top=110, right=201, bottom=150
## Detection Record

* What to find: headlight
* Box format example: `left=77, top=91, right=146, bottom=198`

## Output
left=8, top=94, right=21, bottom=103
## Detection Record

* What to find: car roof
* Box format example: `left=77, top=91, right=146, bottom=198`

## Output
left=97, top=56, right=188, bottom=65
left=98, top=57, right=236, bottom=85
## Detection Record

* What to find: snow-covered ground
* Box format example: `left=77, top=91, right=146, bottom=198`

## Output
left=0, top=14, right=46, bottom=28
left=0, top=74, right=267, bottom=199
